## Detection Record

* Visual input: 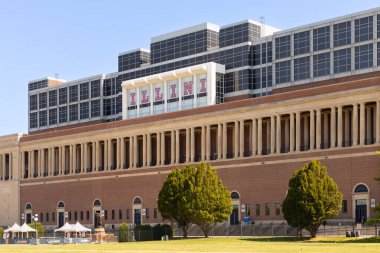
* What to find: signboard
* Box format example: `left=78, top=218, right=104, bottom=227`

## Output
left=141, top=209, right=146, bottom=216
left=243, top=216, right=250, bottom=224
left=371, top=199, right=376, bottom=208
left=21, top=213, right=25, bottom=220
left=241, top=204, right=246, bottom=213
left=100, top=210, right=105, bottom=217
left=64, top=212, right=68, bottom=218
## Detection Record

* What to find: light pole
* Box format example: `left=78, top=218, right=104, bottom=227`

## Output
left=33, top=214, right=38, bottom=244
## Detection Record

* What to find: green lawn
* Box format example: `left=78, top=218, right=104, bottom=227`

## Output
left=0, top=237, right=380, bottom=253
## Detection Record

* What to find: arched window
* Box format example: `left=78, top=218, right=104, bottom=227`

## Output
left=231, top=192, right=240, bottom=200
left=93, top=199, right=102, bottom=206
left=133, top=197, right=142, bottom=204
left=25, top=203, right=32, bottom=209
left=57, top=201, right=65, bottom=208
left=354, top=184, right=369, bottom=193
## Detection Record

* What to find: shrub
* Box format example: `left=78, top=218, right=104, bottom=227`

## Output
left=134, top=224, right=152, bottom=241
left=0, top=227, right=3, bottom=238
left=152, top=224, right=173, bottom=240
left=118, top=223, right=130, bottom=242
left=28, top=222, right=45, bottom=237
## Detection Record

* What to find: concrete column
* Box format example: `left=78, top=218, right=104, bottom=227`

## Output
left=129, top=137, right=134, bottom=168
left=217, top=124, right=222, bottom=159
left=201, top=126, right=206, bottom=160
left=161, top=132, right=165, bottom=165
left=120, top=138, right=125, bottom=169
left=143, top=134, right=147, bottom=167
left=270, top=116, right=275, bottom=154
left=360, top=103, right=365, bottom=145
left=377, top=101, right=380, bottom=143
left=337, top=106, right=343, bottom=147
left=331, top=107, right=336, bottom=148
left=156, top=133, right=161, bottom=166
left=316, top=109, right=321, bottom=149
left=133, top=136, right=138, bottom=167
left=171, top=131, right=175, bottom=164
left=310, top=110, right=315, bottom=151
left=176, top=130, right=180, bottom=163
left=147, top=134, right=151, bottom=166
left=206, top=125, right=211, bottom=160
left=296, top=112, right=301, bottom=152
left=276, top=115, right=281, bottom=154
left=191, top=128, right=195, bottom=162
left=290, top=113, right=294, bottom=152
left=186, top=128, right=190, bottom=162
left=239, top=120, right=244, bottom=157
left=234, top=121, right=239, bottom=158
left=258, top=118, right=263, bottom=155
left=252, top=119, right=257, bottom=156
left=222, top=123, right=227, bottom=159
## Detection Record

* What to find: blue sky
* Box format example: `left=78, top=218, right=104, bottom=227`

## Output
left=0, top=0, right=379, bottom=135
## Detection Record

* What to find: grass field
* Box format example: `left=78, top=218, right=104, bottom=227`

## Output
left=0, top=237, right=380, bottom=253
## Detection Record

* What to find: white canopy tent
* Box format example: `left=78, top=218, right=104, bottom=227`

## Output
left=19, top=223, right=36, bottom=238
left=54, top=222, right=91, bottom=238
left=4, top=223, right=22, bottom=238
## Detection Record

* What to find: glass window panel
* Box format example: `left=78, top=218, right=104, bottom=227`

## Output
left=355, top=44, right=373, bottom=70
left=313, top=26, right=330, bottom=51
left=294, top=31, right=310, bottom=55
left=334, top=48, right=351, bottom=73
left=333, top=21, right=351, bottom=47
left=294, top=56, right=310, bottom=81
left=355, top=16, right=373, bottom=43
left=313, top=52, right=331, bottom=77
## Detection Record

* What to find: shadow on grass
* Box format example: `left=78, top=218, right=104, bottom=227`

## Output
left=241, top=236, right=380, bottom=244
left=241, top=237, right=311, bottom=242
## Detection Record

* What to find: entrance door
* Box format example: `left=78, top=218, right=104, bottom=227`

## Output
left=58, top=212, right=64, bottom=227
left=26, top=213, right=32, bottom=224
left=134, top=209, right=141, bottom=225
left=94, top=211, right=101, bottom=227
left=355, top=199, right=367, bottom=223
left=230, top=205, right=239, bottom=225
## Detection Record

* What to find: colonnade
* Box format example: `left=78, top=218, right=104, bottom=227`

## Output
left=0, top=153, right=12, bottom=181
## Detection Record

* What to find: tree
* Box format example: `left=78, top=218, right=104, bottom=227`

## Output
left=191, top=163, right=232, bottom=237
left=282, top=160, right=342, bottom=238
left=28, top=222, right=45, bottom=237
left=158, top=162, right=232, bottom=238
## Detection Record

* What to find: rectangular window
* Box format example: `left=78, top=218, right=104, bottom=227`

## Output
left=104, top=210, right=108, bottom=220
left=378, top=14, right=380, bottom=38
left=313, top=26, right=330, bottom=51
left=146, top=208, right=150, bottom=219
left=39, top=92, right=47, bottom=109
left=334, top=48, right=351, bottom=73
left=253, top=44, right=261, bottom=65
left=294, top=56, right=310, bottom=81
left=49, top=108, right=57, bottom=125
left=87, top=211, right=90, bottom=220
left=39, top=110, right=47, bottom=127
left=74, top=211, right=78, bottom=221
left=30, top=112, right=38, bottom=128
left=91, top=80, right=101, bottom=98
left=294, top=31, right=310, bottom=55
left=40, top=213, right=43, bottom=222
left=29, top=94, right=38, bottom=111
left=68, top=211, right=72, bottom=221
left=59, top=106, right=67, bottom=123
left=313, top=52, right=330, bottom=77
left=52, top=212, right=55, bottom=222
left=342, top=200, right=348, bottom=213
left=49, top=90, right=58, bottom=107
left=80, top=82, right=89, bottom=100
left=265, top=203, right=270, bottom=216
left=59, top=88, right=67, bottom=105
left=119, top=209, right=122, bottom=220
left=69, top=85, right=78, bottom=102
left=69, top=104, right=78, bottom=122
left=255, top=204, right=260, bottom=216
left=246, top=204, right=251, bottom=216
left=46, top=212, right=49, bottom=222
left=355, top=44, right=373, bottom=70
left=154, top=208, right=158, bottom=219
left=275, top=203, right=281, bottom=215
left=80, top=211, right=83, bottom=221
left=126, top=209, right=130, bottom=220
left=378, top=42, right=380, bottom=66
left=275, top=60, right=291, bottom=84
left=355, top=16, right=373, bottom=43
left=333, top=21, right=351, bottom=47
left=80, top=102, right=89, bottom=120
left=253, top=68, right=261, bottom=89
left=112, top=210, right=115, bottom=220
left=275, top=35, right=291, bottom=59
left=91, top=99, right=101, bottom=117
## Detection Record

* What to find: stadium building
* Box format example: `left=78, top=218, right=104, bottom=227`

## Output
left=1, top=7, right=380, bottom=231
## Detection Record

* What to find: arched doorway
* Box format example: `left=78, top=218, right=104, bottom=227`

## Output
left=57, top=201, right=65, bottom=228
left=352, top=184, right=370, bottom=223
left=230, top=191, right=240, bottom=225
left=93, top=199, right=102, bottom=228
left=132, top=197, right=142, bottom=225
left=25, top=203, right=32, bottom=224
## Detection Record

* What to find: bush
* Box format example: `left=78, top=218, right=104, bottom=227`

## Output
left=152, top=224, right=173, bottom=240
left=0, top=227, right=3, bottom=238
left=134, top=224, right=152, bottom=241
left=28, top=222, right=45, bottom=237
left=118, top=223, right=130, bottom=242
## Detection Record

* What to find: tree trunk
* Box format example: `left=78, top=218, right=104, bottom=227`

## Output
left=182, top=226, right=188, bottom=238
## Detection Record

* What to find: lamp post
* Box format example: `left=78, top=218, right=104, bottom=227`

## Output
left=33, top=214, right=38, bottom=244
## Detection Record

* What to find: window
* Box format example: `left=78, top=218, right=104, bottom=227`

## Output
left=355, top=16, right=373, bottom=42
left=342, top=200, right=348, bottom=213
left=46, top=212, right=49, bottom=222
left=91, top=80, right=101, bottom=98
left=69, top=104, right=78, bottom=122
left=39, top=92, right=47, bottom=109
left=355, top=44, right=373, bottom=70
left=29, top=94, right=38, bottom=111
left=146, top=208, right=150, bottom=219
left=294, top=56, right=310, bottom=81
left=119, top=209, right=122, bottom=220
left=80, top=102, right=89, bottom=120
left=313, top=26, right=330, bottom=51
left=80, top=82, right=89, bottom=100
left=104, top=210, right=108, bottom=220
left=265, top=203, right=270, bottom=216
left=294, top=31, right=310, bottom=55
left=30, top=112, right=38, bottom=128
left=52, top=212, right=56, bottom=222
left=333, top=21, right=351, bottom=47
left=252, top=44, right=261, bottom=65
left=69, top=85, right=78, bottom=102
left=354, top=184, right=368, bottom=193
left=49, top=90, right=57, bottom=107
left=255, top=204, right=260, bottom=216
left=126, top=209, right=130, bottom=220
left=39, top=110, right=47, bottom=127
left=275, top=203, right=281, bottom=215
left=334, top=48, right=351, bottom=74
left=275, top=35, right=290, bottom=59
left=112, top=210, right=115, bottom=220
left=74, top=211, right=78, bottom=221
left=59, top=88, right=67, bottom=105
left=275, top=60, right=291, bottom=84
left=154, top=208, right=158, bottom=219
left=59, top=106, right=67, bottom=123
left=49, top=108, right=57, bottom=125
left=87, top=211, right=90, bottom=220
left=80, top=211, right=83, bottom=221
left=246, top=204, right=251, bottom=216
left=40, top=213, right=43, bottom=222
left=378, top=14, right=380, bottom=38
left=313, top=52, right=330, bottom=77
left=68, top=211, right=72, bottom=221
left=91, top=99, right=101, bottom=117
left=231, top=192, right=240, bottom=200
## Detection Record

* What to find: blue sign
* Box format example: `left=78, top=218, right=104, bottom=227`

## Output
left=243, top=216, right=250, bottom=224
